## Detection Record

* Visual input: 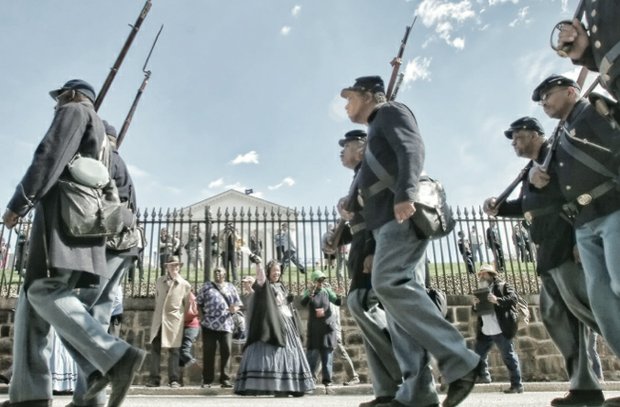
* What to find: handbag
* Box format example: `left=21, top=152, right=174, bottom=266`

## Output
left=364, top=148, right=455, bottom=240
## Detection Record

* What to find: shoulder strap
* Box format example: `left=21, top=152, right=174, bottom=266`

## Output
left=560, top=128, right=616, bottom=178
left=211, top=282, right=232, bottom=306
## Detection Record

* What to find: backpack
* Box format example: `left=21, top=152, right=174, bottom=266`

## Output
left=500, top=282, right=530, bottom=325
left=58, top=136, right=125, bottom=239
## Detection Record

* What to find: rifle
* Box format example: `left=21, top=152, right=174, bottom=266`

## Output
left=94, top=0, right=153, bottom=111
left=385, top=16, right=417, bottom=101
left=492, top=67, right=590, bottom=210
left=550, top=0, right=586, bottom=57
left=117, top=24, right=164, bottom=148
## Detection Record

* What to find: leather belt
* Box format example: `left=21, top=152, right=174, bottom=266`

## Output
left=562, top=179, right=617, bottom=218
left=523, top=205, right=562, bottom=222
left=575, top=179, right=617, bottom=206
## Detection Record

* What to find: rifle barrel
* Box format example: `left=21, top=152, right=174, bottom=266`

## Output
left=94, top=0, right=152, bottom=111
left=385, top=16, right=417, bottom=100
left=116, top=25, right=164, bottom=148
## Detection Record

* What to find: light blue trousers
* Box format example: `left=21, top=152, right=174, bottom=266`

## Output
left=10, top=265, right=130, bottom=404
left=372, top=220, right=479, bottom=407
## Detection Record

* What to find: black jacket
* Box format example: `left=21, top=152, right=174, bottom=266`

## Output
left=498, top=142, right=575, bottom=274
left=358, top=102, right=425, bottom=231
left=572, top=1, right=620, bottom=101
left=552, top=99, right=620, bottom=227
left=475, top=279, right=518, bottom=340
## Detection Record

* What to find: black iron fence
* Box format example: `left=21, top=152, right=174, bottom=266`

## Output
left=0, top=205, right=539, bottom=298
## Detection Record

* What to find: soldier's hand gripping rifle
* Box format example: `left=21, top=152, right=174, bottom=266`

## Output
left=549, top=0, right=586, bottom=58
left=385, top=16, right=417, bottom=101
left=117, top=24, right=164, bottom=148
left=491, top=67, right=589, bottom=211
left=95, top=0, right=152, bottom=111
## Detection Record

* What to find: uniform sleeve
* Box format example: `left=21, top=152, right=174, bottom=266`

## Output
left=380, top=103, right=425, bottom=204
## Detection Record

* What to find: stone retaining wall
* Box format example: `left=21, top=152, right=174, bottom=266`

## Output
left=0, top=295, right=618, bottom=386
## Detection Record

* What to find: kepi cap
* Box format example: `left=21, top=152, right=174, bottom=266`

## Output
left=102, top=120, right=117, bottom=139
left=341, top=76, right=385, bottom=98
left=504, top=116, right=545, bottom=139
left=338, top=129, right=367, bottom=147
left=532, top=74, right=580, bottom=102
left=49, top=79, right=96, bottom=103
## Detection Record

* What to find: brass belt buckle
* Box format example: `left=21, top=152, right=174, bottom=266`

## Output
left=524, top=211, right=533, bottom=222
left=576, top=193, right=593, bottom=206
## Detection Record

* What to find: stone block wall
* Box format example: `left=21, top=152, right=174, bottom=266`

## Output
left=0, top=295, right=618, bottom=386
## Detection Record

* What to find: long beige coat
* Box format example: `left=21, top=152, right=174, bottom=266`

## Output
left=150, top=274, right=192, bottom=348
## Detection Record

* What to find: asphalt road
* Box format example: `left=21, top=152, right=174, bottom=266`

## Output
left=15, top=390, right=620, bottom=407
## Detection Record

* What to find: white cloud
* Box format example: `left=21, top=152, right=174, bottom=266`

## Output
left=416, top=0, right=475, bottom=49
left=403, top=56, right=432, bottom=85
left=508, top=6, right=530, bottom=27
left=230, top=151, right=259, bottom=165
left=280, top=26, right=291, bottom=36
left=208, top=178, right=224, bottom=188
left=451, top=37, right=465, bottom=49
left=488, top=0, right=518, bottom=5
left=225, top=182, right=248, bottom=192
left=268, top=177, right=295, bottom=190
left=291, top=5, right=301, bottom=16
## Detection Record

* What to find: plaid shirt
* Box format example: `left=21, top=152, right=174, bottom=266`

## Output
left=196, top=281, right=241, bottom=333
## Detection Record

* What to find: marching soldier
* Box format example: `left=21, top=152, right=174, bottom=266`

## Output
left=530, top=74, right=620, bottom=407
left=484, top=116, right=603, bottom=407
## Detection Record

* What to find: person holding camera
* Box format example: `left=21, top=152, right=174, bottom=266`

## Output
left=235, top=256, right=314, bottom=397
left=300, top=270, right=342, bottom=387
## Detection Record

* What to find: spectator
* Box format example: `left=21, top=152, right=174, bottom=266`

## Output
left=457, top=231, right=475, bottom=274
left=235, top=258, right=314, bottom=396
left=108, top=283, right=124, bottom=337
left=146, top=256, right=192, bottom=388
left=248, top=230, right=263, bottom=259
left=512, top=224, right=530, bottom=263
left=274, top=223, right=305, bottom=274
left=49, top=328, right=78, bottom=395
left=196, top=267, right=242, bottom=388
left=0, top=238, right=8, bottom=270
left=472, top=264, right=523, bottom=394
left=321, top=224, right=337, bottom=269
left=185, top=225, right=204, bottom=272
left=240, top=275, right=255, bottom=325
left=219, top=223, right=240, bottom=283
left=486, top=221, right=505, bottom=271
left=159, top=228, right=175, bottom=276
left=330, top=302, right=359, bottom=386
left=179, top=290, right=200, bottom=386
left=470, top=226, right=484, bottom=264
left=172, top=231, right=182, bottom=257
left=300, top=270, right=342, bottom=387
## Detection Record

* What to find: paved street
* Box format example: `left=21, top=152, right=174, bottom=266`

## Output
left=5, top=385, right=620, bottom=407
left=31, top=391, right=620, bottom=407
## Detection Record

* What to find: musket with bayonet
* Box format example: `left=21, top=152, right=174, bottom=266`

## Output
left=95, top=0, right=152, bottom=111
left=117, top=24, right=163, bottom=148
left=385, top=16, right=417, bottom=101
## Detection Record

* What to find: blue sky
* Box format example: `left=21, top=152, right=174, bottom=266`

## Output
left=1, top=0, right=594, bottom=213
